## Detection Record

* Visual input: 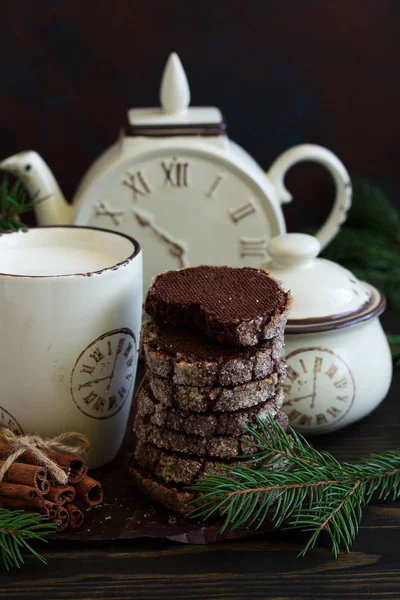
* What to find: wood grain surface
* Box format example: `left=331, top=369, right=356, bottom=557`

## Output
left=0, top=311, right=398, bottom=599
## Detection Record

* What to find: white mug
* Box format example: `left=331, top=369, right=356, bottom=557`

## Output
left=0, top=226, right=142, bottom=468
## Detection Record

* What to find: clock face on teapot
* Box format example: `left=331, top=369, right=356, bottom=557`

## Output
left=84, top=149, right=275, bottom=294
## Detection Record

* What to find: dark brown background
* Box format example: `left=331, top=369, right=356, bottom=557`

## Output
left=0, top=0, right=399, bottom=230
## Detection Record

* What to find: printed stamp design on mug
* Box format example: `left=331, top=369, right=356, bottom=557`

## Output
left=282, top=347, right=356, bottom=430
left=70, top=329, right=137, bottom=420
left=0, top=406, right=23, bottom=435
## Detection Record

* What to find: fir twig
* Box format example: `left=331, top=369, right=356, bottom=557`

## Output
left=188, top=418, right=400, bottom=557
left=321, top=176, right=400, bottom=310
left=0, top=177, right=44, bottom=232
left=0, top=508, right=56, bottom=569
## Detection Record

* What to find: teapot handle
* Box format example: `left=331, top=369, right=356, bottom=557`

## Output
left=266, top=144, right=351, bottom=250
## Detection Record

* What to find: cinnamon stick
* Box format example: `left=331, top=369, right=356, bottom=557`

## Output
left=47, top=484, right=76, bottom=506
left=54, top=506, right=69, bottom=532
left=0, top=483, right=41, bottom=502
left=0, top=496, right=45, bottom=511
left=0, top=461, right=48, bottom=492
left=65, top=503, right=85, bottom=529
left=42, top=500, right=59, bottom=520
left=75, top=475, right=104, bottom=506
left=39, top=479, right=50, bottom=495
left=46, top=452, right=88, bottom=484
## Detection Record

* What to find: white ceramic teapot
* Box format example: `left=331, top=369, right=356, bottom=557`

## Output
left=261, top=233, right=392, bottom=434
left=0, top=53, right=352, bottom=298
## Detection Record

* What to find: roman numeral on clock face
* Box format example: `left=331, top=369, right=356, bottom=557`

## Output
left=124, top=342, right=133, bottom=358
left=162, top=159, right=190, bottom=187
left=122, top=171, right=152, bottom=200
left=89, top=347, right=105, bottom=363
left=80, top=364, right=95, bottom=375
left=206, top=174, right=225, bottom=198
left=314, top=357, right=323, bottom=373
left=239, top=237, right=268, bottom=258
left=334, top=377, right=348, bottom=389
left=299, top=359, right=308, bottom=373
left=83, top=391, right=105, bottom=413
left=94, top=201, right=124, bottom=226
left=229, top=199, right=256, bottom=223
left=336, top=395, right=349, bottom=402
left=287, top=366, right=299, bottom=382
left=326, top=363, right=339, bottom=379
left=116, top=338, right=125, bottom=354
left=77, top=380, right=92, bottom=391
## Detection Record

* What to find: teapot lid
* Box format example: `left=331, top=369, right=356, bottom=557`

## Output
left=262, top=233, right=386, bottom=333
left=127, top=53, right=225, bottom=136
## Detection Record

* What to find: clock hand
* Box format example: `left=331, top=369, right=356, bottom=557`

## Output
left=310, top=364, right=319, bottom=410
left=132, top=207, right=188, bottom=268
left=107, top=341, right=124, bottom=391
left=290, top=393, right=314, bottom=403
left=90, top=367, right=119, bottom=386
left=93, top=375, right=112, bottom=384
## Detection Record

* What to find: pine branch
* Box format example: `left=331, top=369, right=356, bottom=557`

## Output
left=0, top=508, right=56, bottom=570
left=345, top=176, right=400, bottom=244
left=321, top=176, right=400, bottom=310
left=188, top=418, right=400, bottom=557
left=0, top=177, right=44, bottom=232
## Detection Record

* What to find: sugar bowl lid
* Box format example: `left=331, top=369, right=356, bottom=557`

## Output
left=261, top=233, right=386, bottom=333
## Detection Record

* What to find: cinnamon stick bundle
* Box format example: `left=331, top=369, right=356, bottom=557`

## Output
left=65, top=503, right=85, bottom=529
left=0, top=432, right=102, bottom=532
left=0, top=496, right=45, bottom=511
left=75, top=475, right=104, bottom=506
left=0, top=483, right=42, bottom=501
left=0, top=461, right=49, bottom=492
left=47, top=484, right=76, bottom=506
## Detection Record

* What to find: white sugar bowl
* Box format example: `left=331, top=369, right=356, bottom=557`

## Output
left=260, top=233, right=392, bottom=435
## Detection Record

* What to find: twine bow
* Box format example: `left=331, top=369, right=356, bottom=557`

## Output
left=0, top=428, right=90, bottom=485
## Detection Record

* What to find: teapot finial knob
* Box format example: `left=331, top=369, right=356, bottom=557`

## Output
left=160, top=52, right=190, bottom=114
left=267, top=233, right=321, bottom=267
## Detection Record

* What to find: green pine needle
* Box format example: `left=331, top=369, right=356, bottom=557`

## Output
left=0, top=508, right=56, bottom=570
left=0, top=177, right=44, bottom=232
left=321, top=176, right=400, bottom=310
left=343, top=176, right=400, bottom=244
left=188, top=417, right=400, bottom=558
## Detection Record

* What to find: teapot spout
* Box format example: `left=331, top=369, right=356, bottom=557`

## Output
left=0, top=151, right=73, bottom=225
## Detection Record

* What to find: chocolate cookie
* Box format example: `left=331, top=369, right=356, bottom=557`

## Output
left=148, top=370, right=284, bottom=413
left=145, top=266, right=292, bottom=346
left=129, top=460, right=194, bottom=516
left=136, top=382, right=284, bottom=437
left=134, top=411, right=289, bottom=459
left=134, top=442, right=247, bottom=485
left=141, top=320, right=287, bottom=387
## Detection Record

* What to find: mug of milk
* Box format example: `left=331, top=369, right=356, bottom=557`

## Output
left=0, top=226, right=142, bottom=468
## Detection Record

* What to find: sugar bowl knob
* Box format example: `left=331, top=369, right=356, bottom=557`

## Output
left=267, top=233, right=321, bottom=267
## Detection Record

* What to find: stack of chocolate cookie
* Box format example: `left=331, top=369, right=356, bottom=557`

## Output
left=130, top=266, right=292, bottom=516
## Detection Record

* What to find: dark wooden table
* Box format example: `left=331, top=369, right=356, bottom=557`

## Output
left=1, top=313, right=399, bottom=600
